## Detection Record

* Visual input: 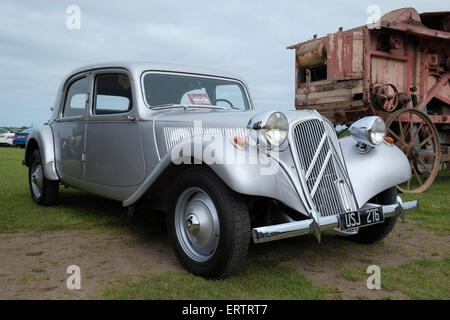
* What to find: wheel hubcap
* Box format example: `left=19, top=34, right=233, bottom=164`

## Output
left=175, top=187, right=220, bottom=262
left=185, top=214, right=200, bottom=236
left=30, top=163, right=43, bottom=198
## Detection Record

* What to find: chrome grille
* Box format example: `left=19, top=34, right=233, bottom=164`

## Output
left=292, top=119, right=347, bottom=217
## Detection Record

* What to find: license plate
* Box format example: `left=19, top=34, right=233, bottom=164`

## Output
left=339, top=206, right=384, bottom=230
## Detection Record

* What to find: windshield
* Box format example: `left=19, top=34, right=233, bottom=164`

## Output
left=143, top=73, right=250, bottom=110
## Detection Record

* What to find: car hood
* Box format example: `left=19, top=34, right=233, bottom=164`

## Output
left=153, top=108, right=322, bottom=156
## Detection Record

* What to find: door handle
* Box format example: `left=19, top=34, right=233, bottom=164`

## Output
left=125, top=115, right=136, bottom=121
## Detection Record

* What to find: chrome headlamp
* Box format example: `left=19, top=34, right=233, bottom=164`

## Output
left=349, top=116, right=386, bottom=147
left=247, top=111, right=289, bottom=147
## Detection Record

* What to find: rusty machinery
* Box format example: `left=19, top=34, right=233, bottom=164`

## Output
left=288, top=7, right=450, bottom=193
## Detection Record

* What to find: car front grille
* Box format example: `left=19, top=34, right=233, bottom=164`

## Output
left=291, top=119, right=352, bottom=217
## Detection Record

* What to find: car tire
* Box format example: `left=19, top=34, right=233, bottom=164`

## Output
left=29, top=149, right=59, bottom=206
left=167, top=167, right=251, bottom=279
left=340, top=187, right=398, bottom=244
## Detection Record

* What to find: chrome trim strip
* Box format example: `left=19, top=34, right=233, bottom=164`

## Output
left=252, top=198, right=419, bottom=244
left=162, top=125, right=247, bottom=152
left=304, top=132, right=327, bottom=180
left=310, top=150, right=332, bottom=198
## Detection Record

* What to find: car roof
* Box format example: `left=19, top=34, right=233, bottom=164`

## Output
left=67, top=61, right=248, bottom=84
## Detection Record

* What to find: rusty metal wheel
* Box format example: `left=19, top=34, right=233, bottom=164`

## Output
left=373, top=83, right=399, bottom=112
left=385, top=108, right=441, bottom=193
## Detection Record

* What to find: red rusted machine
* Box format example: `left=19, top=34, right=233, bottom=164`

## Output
left=288, top=7, right=450, bottom=193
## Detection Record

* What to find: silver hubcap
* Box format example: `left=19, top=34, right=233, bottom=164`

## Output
left=30, top=162, right=43, bottom=198
left=175, top=187, right=220, bottom=262
left=186, top=214, right=200, bottom=235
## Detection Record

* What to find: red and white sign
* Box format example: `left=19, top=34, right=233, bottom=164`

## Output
left=187, top=93, right=211, bottom=106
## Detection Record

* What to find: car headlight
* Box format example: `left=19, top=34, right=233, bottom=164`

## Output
left=247, top=111, right=289, bottom=147
left=349, top=116, right=386, bottom=147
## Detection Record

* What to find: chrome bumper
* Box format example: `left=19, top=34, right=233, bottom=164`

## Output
left=252, top=196, right=418, bottom=244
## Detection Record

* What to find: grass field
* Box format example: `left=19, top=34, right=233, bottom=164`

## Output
left=0, top=147, right=449, bottom=300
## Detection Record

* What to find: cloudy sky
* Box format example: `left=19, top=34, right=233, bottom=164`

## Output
left=0, top=0, right=447, bottom=126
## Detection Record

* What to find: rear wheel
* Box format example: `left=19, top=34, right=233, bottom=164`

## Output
left=29, top=149, right=59, bottom=206
left=341, top=187, right=398, bottom=244
left=167, top=167, right=251, bottom=279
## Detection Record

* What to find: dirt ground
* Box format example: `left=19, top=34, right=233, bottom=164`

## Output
left=0, top=212, right=448, bottom=300
left=259, top=221, right=449, bottom=299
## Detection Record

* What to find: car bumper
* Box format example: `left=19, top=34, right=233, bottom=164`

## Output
left=252, top=196, right=418, bottom=244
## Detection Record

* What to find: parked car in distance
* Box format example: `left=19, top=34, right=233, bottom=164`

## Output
left=13, top=127, right=32, bottom=148
left=24, top=62, right=418, bottom=278
left=0, top=128, right=15, bottom=146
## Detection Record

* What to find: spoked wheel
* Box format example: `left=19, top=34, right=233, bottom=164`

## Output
left=373, top=83, right=399, bottom=112
left=385, top=108, right=441, bottom=193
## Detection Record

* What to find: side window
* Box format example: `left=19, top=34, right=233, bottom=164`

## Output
left=215, top=84, right=247, bottom=110
left=94, top=73, right=132, bottom=115
left=63, top=77, right=88, bottom=117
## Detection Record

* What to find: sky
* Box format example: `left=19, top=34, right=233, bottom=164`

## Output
left=0, top=0, right=448, bottom=127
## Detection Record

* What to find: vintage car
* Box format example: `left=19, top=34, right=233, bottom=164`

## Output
left=24, top=62, right=418, bottom=278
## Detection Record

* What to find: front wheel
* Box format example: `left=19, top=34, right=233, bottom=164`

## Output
left=340, top=187, right=398, bottom=244
left=29, top=149, right=59, bottom=206
left=167, top=167, right=251, bottom=279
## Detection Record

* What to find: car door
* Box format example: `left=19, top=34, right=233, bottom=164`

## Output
left=52, top=74, right=89, bottom=181
left=85, top=69, right=145, bottom=187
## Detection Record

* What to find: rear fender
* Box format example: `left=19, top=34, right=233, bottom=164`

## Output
left=25, top=125, right=59, bottom=181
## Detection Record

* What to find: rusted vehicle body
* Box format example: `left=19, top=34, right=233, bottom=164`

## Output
left=288, top=7, right=450, bottom=193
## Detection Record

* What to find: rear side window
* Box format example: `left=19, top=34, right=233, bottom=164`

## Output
left=63, top=77, right=88, bottom=117
left=93, top=73, right=132, bottom=115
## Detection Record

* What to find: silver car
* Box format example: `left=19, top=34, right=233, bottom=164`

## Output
left=24, top=62, right=418, bottom=278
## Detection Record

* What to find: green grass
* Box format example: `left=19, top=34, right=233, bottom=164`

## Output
left=104, top=259, right=330, bottom=300
left=382, top=258, right=450, bottom=299
left=336, top=258, right=450, bottom=299
left=0, top=148, right=126, bottom=233
left=402, top=171, right=450, bottom=235
left=337, top=265, right=365, bottom=282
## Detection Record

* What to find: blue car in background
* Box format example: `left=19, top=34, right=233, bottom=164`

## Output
left=13, top=128, right=32, bottom=148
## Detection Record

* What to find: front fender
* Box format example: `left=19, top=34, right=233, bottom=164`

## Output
left=25, top=125, right=59, bottom=181
left=123, top=135, right=306, bottom=213
left=339, top=136, right=411, bottom=207
left=208, top=139, right=306, bottom=214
